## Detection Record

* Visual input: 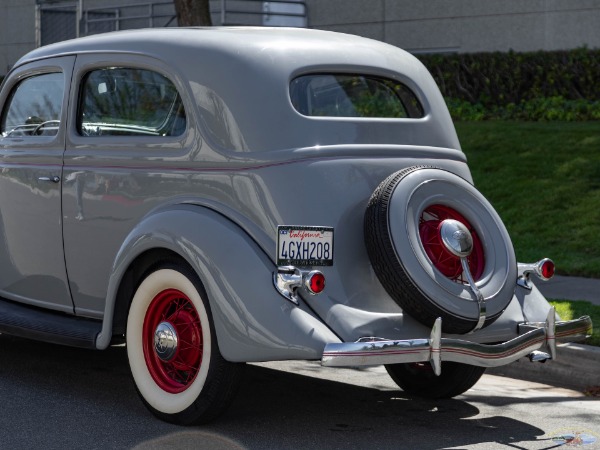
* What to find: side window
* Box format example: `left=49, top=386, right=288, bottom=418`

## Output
left=1, top=72, right=64, bottom=137
left=78, top=67, right=186, bottom=137
left=290, top=74, right=425, bottom=119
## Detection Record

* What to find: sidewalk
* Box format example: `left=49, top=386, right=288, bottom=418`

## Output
left=535, top=274, right=600, bottom=305
left=488, top=343, right=600, bottom=392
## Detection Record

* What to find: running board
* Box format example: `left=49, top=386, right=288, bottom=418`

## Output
left=0, top=297, right=101, bottom=349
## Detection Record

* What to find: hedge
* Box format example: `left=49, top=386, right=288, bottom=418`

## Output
left=418, top=48, right=600, bottom=121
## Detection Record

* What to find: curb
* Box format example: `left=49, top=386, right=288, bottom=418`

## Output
left=487, top=343, right=600, bottom=392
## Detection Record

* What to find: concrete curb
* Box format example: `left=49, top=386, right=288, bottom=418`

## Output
left=488, top=343, right=600, bottom=392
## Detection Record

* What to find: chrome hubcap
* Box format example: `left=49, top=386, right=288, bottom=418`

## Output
left=154, top=321, right=178, bottom=361
left=440, top=219, right=473, bottom=258
left=439, top=218, right=486, bottom=332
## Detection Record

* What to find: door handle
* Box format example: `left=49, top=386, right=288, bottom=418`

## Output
left=38, top=176, right=61, bottom=183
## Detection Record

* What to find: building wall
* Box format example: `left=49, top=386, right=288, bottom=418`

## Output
left=305, top=0, right=600, bottom=53
left=0, top=0, right=177, bottom=75
left=0, top=0, right=36, bottom=74
left=1, top=0, right=599, bottom=76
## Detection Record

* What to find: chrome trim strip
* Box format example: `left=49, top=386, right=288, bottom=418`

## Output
left=321, top=315, right=592, bottom=370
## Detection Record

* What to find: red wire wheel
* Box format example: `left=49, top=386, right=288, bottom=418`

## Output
left=127, top=266, right=244, bottom=425
left=142, top=288, right=203, bottom=394
left=419, top=204, right=485, bottom=283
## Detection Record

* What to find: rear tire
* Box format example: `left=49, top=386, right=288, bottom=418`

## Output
left=385, top=362, right=485, bottom=399
left=126, top=263, right=243, bottom=425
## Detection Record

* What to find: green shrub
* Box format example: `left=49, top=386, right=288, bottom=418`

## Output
left=448, top=97, right=600, bottom=121
left=418, top=48, right=600, bottom=121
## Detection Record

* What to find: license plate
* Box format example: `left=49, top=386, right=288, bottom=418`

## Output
left=277, top=226, right=334, bottom=266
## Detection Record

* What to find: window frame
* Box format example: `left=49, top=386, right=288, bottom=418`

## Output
left=0, top=56, right=74, bottom=145
left=1, top=72, right=65, bottom=138
left=67, top=54, right=193, bottom=157
left=76, top=66, right=187, bottom=138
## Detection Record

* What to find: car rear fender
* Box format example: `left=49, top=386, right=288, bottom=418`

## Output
left=96, top=204, right=341, bottom=361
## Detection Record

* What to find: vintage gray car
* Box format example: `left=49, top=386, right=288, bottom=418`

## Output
left=0, top=27, right=592, bottom=424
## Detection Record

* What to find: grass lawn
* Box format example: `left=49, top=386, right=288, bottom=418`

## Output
left=549, top=300, right=599, bottom=347
left=456, top=121, right=600, bottom=278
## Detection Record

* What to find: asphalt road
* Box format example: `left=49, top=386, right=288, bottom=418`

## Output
left=0, top=334, right=598, bottom=450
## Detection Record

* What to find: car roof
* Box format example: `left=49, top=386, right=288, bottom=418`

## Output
left=17, top=27, right=418, bottom=74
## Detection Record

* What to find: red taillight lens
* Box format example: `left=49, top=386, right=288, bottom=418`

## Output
left=538, top=258, right=555, bottom=280
left=305, top=271, right=325, bottom=294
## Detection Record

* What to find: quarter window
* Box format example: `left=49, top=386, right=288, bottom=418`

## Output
left=290, top=74, right=424, bottom=119
left=1, top=72, right=64, bottom=137
left=78, top=67, right=186, bottom=137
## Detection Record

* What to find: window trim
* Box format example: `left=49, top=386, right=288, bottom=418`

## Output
left=1, top=71, right=66, bottom=139
left=76, top=66, right=187, bottom=138
left=0, top=56, right=76, bottom=149
left=67, top=53, right=193, bottom=155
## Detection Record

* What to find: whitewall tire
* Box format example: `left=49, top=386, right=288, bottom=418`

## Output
left=126, top=263, right=242, bottom=424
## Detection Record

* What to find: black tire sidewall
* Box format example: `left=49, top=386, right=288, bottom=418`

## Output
left=386, top=362, right=486, bottom=399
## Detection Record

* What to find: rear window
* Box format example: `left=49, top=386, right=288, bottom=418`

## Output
left=290, top=74, right=424, bottom=118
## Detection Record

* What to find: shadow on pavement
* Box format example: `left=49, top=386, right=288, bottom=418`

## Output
left=0, top=334, right=561, bottom=449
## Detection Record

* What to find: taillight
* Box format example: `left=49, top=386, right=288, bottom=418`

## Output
left=516, top=258, right=555, bottom=291
left=537, top=258, right=555, bottom=280
left=305, top=271, right=326, bottom=295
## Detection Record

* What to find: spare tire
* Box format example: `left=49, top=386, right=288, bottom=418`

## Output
left=364, top=166, right=517, bottom=334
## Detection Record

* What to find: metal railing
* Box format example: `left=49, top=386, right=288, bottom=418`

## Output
left=82, top=1, right=176, bottom=36
left=36, top=0, right=308, bottom=48
left=37, top=2, right=78, bottom=47
left=216, top=0, right=307, bottom=27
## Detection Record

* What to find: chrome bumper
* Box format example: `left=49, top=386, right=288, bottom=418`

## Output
left=321, top=309, right=592, bottom=376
